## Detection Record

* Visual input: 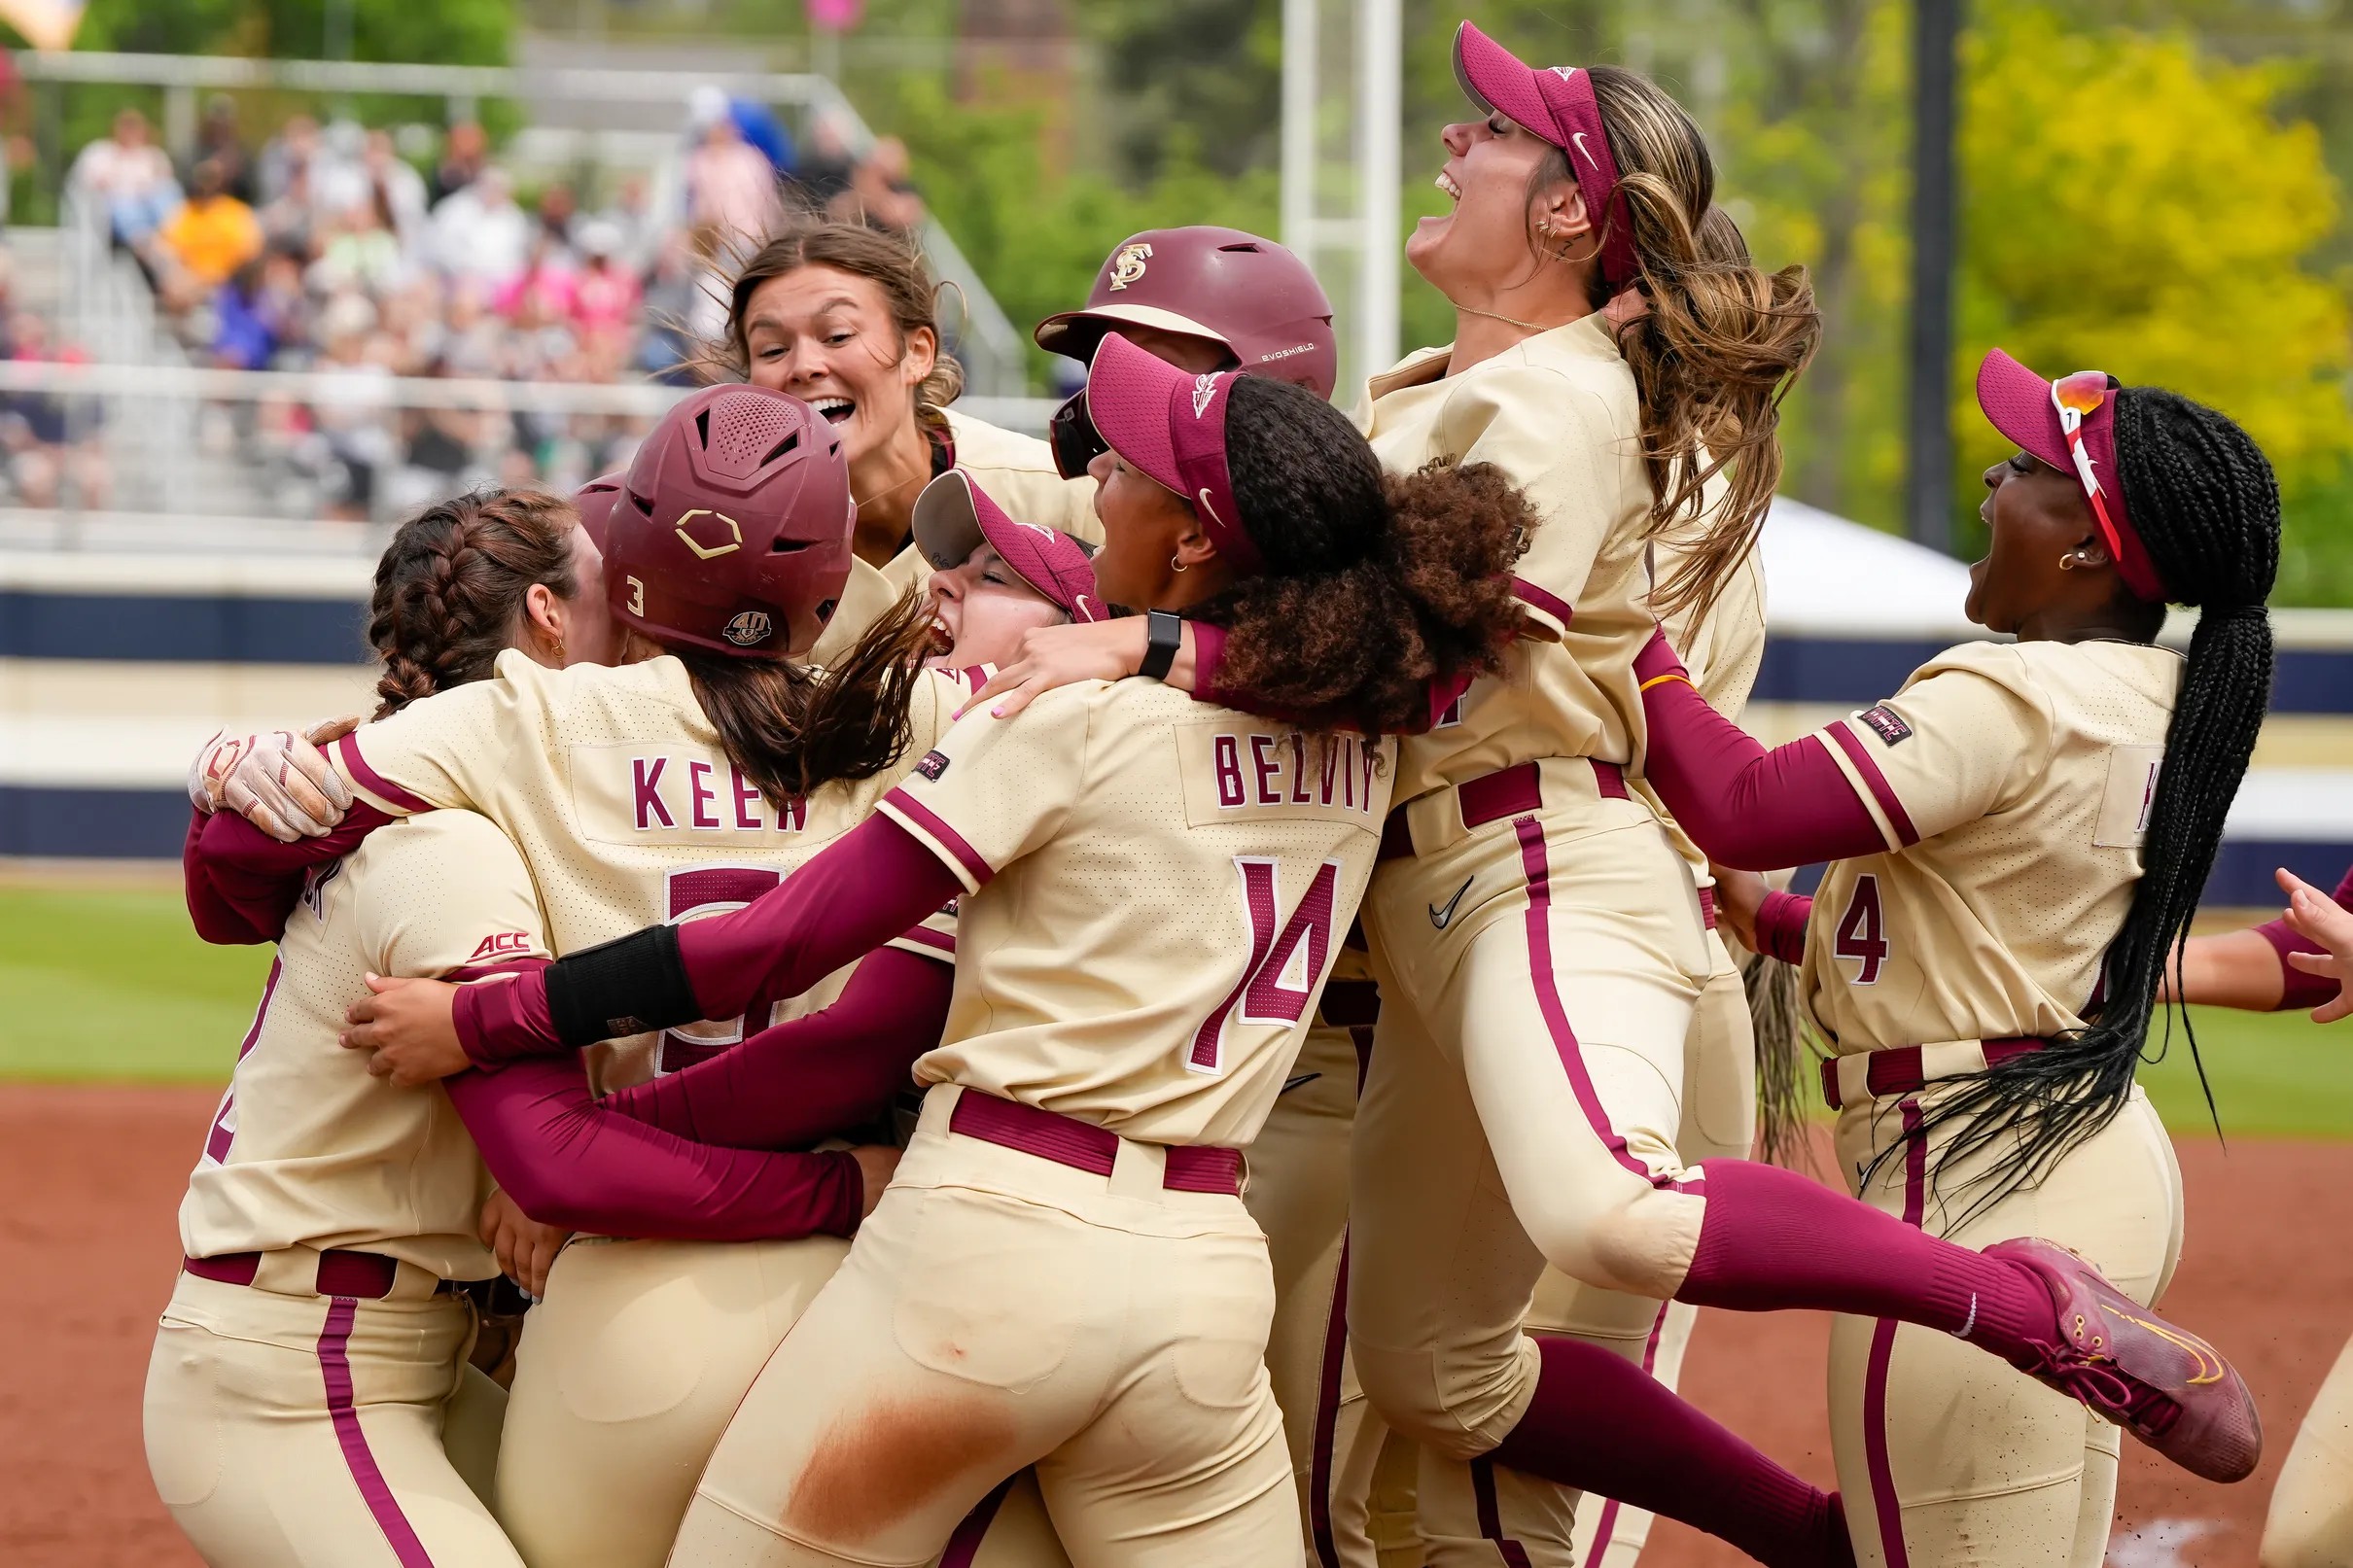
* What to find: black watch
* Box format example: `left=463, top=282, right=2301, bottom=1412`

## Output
left=1139, top=610, right=1183, bottom=681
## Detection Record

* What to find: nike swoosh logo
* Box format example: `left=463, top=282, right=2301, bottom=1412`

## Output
left=1429, top=876, right=1474, bottom=930
left=1282, top=1072, right=1320, bottom=1095
left=1571, top=130, right=1599, bottom=170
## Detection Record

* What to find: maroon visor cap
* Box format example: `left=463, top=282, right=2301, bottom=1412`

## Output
left=912, top=470, right=1106, bottom=624
left=1975, top=348, right=2163, bottom=604
left=1085, top=331, right=1261, bottom=577
left=1452, top=20, right=1638, bottom=289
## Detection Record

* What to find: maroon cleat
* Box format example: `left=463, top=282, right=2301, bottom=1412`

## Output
left=1984, top=1237, right=2261, bottom=1483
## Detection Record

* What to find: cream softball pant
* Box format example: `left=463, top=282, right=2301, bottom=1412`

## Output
left=2265, top=1330, right=2353, bottom=1567
left=666, top=1083, right=1302, bottom=1568
left=1827, top=1069, right=2182, bottom=1568
left=1348, top=761, right=1713, bottom=1493
left=144, top=1249, right=522, bottom=1568
left=495, top=1228, right=1071, bottom=1568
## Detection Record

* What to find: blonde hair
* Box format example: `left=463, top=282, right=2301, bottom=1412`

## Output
left=1569, top=69, right=1822, bottom=621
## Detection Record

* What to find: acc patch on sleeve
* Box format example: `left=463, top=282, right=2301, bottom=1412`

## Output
left=914, top=749, right=951, bottom=782
left=1856, top=705, right=1914, bottom=747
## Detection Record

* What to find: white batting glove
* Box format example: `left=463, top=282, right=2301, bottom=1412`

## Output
left=193, top=716, right=361, bottom=841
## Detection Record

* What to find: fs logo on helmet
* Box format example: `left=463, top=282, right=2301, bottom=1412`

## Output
left=1106, top=241, right=1153, bottom=292
left=721, top=610, right=773, bottom=647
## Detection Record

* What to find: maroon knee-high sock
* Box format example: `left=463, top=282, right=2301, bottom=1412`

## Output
left=1678, top=1159, right=2054, bottom=1364
left=1490, top=1335, right=1853, bottom=1568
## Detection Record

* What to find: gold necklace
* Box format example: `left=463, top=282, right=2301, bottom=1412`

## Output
left=1455, top=301, right=1577, bottom=333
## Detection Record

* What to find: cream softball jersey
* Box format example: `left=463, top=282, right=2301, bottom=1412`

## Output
left=1803, top=640, right=2186, bottom=1568
left=149, top=811, right=546, bottom=1568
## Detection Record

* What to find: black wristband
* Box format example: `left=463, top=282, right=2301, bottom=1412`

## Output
left=1139, top=610, right=1183, bottom=681
left=543, top=923, right=702, bottom=1048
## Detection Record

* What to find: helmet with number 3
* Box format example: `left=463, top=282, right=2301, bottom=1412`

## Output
left=601, top=384, right=856, bottom=659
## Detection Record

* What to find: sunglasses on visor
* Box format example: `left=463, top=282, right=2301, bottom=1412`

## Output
left=2048, top=369, right=2129, bottom=572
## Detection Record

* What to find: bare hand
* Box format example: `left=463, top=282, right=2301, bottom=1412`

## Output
left=2280, top=867, right=2353, bottom=1024
left=1708, top=864, right=1769, bottom=955
left=478, top=1189, right=568, bottom=1298
left=960, top=618, right=1151, bottom=721
left=850, top=1144, right=901, bottom=1218
left=203, top=716, right=359, bottom=840
left=342, top=974, right=470, bottom=1085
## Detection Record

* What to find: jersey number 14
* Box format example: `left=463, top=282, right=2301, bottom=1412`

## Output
left=1187, top=857, right=1344, bottom=1075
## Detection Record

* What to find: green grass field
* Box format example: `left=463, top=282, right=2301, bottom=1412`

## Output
left=3, top=884, right=2350, bottom=1138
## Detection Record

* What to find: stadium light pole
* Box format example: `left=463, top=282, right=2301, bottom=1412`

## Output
left=1906, top=0, right=1959, bottom=553
left=1281, top=0, right=1318, bottom=260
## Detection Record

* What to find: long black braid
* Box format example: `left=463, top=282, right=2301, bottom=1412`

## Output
left=1890, top=388, right=2279, bottom=1212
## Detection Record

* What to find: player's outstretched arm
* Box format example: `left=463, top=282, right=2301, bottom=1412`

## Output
left=449, top=815, right=966, bottom=1063
left=445, top=1057, right=872, bottom=1241
left=1634, top=629, right=1888, bottom=871
left=2282, top=868, right=2353, bottom=1025
left=600, top=946, right=953, bottom=1150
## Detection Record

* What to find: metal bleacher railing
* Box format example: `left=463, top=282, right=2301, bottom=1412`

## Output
left=7, top=50, right=1058, bottom=550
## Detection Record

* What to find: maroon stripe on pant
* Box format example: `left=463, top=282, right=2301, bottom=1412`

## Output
left=1470, top=1456, right=1536, bottom=1568
left=1861, top=1099, right=1926, bottom=1568
left=1308, top=1237, right=1352, bottom=1568
left=316, top=1297, right=436, bottom=1568
left=1577, top=1301, right=1673, bottom=1566
left=938, top=1473, right=1018, bottom=1568
left=1510, top=817, right=1694, bottom=1194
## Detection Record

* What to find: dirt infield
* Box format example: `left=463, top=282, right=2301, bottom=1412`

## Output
left=4, top=1083, right=2346, bottom=1568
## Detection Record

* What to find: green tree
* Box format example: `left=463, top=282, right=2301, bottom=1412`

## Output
left=70, top=0, right=511, bottom=65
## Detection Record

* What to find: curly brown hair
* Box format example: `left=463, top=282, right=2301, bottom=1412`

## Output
left=1201, top=376, right=1530, bottom=734
left=366, top=488, right=579, bottom=718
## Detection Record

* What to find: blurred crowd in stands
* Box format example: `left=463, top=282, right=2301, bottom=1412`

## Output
left=30, top=89, right=925, bottom=518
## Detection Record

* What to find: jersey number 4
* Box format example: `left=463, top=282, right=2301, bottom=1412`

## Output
left=1833, top=874, right=1889, bottom=985
left=660, top=866, right=795, bottom=1073
left=1188, top=857, right=1344, bottom=1076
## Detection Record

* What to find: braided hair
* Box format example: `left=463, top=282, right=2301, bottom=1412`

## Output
left=366, top=488, right=580, bottom=717
left=1902, top=389, right=2279, bottom=1208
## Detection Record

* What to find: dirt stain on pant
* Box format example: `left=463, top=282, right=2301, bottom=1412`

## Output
left=785, top=1389, right=1022, bottom=1547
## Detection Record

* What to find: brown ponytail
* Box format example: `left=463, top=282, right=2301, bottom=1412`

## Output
left=705, top=217, right=966, bottom=423
left=366, top=488, right=579, bottom=717
left=1201, top=376, right=1530, bottom=735
left=679, top=589, right=939, bottom=810
left=1577, top=68, right=1821, bottom=622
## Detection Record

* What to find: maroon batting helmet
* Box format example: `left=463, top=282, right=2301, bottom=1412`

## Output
left=606, top=385, right=855, bottom=658
left=1035, top=226, right=1336, bottom=398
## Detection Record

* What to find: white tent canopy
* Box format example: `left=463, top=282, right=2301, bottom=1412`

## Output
left=1757, top=498, right=1980, bottom=640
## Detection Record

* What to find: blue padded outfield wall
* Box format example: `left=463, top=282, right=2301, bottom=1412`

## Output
left=5, top=545, right=2351, bottom=907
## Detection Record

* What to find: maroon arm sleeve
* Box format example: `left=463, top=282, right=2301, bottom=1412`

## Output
left=1192, top=622, right=1474, bottom=735
left=2251, top=862, right=2353, bottom=1011
left=456, top=814, right=964, bottom=1063
left=1634, top=631, right=1890, bottom=872
left=444, top=1059, right=861, bottom=1239
left=602, top=946, right=952, bottom=1149
left=1756, top=890, right=1812, bottom=965
left=186, top=804, right=395, bottom=945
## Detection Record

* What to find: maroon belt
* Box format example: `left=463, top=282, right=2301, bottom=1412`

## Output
left=948, top=1091, right=1244, bottom=1197
left=1698, top=886, right=1718, bottom=931
left=1379, top=760, right=1629, bottom=861
left=184, top=1249, right=466, bottom=1301
left=1819, top=1037, right=2049, bottom=1111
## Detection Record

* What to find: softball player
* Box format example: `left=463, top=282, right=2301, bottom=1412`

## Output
left=709, top=220, right=1099, bottom=666
left=2155, top=860, right=2353, bottom=1568
left=1034, top=224, right=1399, bottom=1564
left=347, top=332, right=1531, bottom=1564
left=1644, top=351, right=2276, bottom=1564
left=154, top=489, right=891, bottom=1568
left=190, top=386, right=1061, bottom=1568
